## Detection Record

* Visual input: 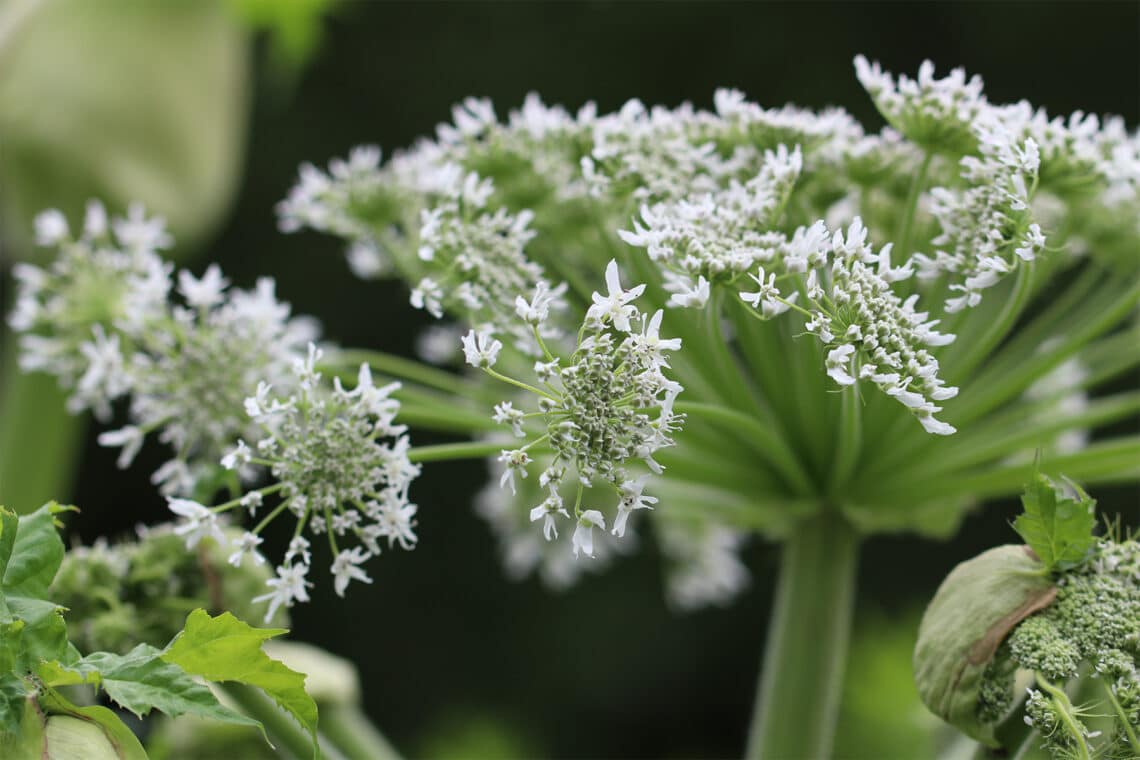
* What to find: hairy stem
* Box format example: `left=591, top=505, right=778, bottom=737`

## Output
left=745, top=511, right=860, bottom=760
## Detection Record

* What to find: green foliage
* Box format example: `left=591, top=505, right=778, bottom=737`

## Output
left=163, top=610, right=319, bottom=752
left=1012, top=471, right=1097, bottom=572
left=0, top=504, right=318, bottom=758
left=50, top=524, right=284, bottom=656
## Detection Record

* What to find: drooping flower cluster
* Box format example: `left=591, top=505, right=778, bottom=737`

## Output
left=919, top=123, right=1043, bottom=312
left=171, top=345, right=421, bottom=620
left=722, top=216, right=957, bottom=433
left=465, top=260, right=684, bottom=556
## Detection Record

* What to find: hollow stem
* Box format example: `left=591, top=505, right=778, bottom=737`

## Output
left=745, top=511, right=860, bottom=760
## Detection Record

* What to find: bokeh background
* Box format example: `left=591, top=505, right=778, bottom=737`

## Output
left=1, top=2, right=1138, bottom=757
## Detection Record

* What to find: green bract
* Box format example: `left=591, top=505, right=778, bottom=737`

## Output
left=913, top=543, right=1056, bottom=745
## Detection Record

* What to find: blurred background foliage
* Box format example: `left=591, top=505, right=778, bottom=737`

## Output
left=0, top=2, right=1137, bottom=757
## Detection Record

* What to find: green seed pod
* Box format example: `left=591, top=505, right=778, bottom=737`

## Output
left=914, top=544, right=1057, bottom=746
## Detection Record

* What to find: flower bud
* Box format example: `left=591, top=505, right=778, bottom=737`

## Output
left=914, top=544, right=1056, bottom=745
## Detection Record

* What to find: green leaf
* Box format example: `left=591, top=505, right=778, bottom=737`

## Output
left=1012, top=471, right=1098, bottom=572
left=0, top=507, right=18, bottom=582
left=5, top=597, right=67, bottom=669
left=162, top=610, right=318, bottom=754
left=0, top=690, right=45, bottom=758
left=0, top=673, right=30, bottom=738
left=57, top=644, right=264, bottom=738
left=38, top=687, right=147, bottom=760
left=3, top=502, right=72, bottom=597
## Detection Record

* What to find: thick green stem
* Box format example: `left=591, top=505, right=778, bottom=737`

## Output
left=0, top=338, right=85, bottom=512
left=320, top=704, right=403, bottom=760
left=220, top=683, right=340, bottom=760
left=745, top=512, right=860, bottom=760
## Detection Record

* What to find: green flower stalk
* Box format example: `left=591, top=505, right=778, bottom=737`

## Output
left=9, top=56, right=1140, bottom=756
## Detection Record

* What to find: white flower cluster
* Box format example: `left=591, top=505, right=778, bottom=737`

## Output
left=854, top=55, right=986, bottom=155
left=657, top=519, right=750, bottom=610
left=175, top=346, right=420, bottom=620
left=739, top=218, right=959, bottom=434
left=11, top=204, right=318, bottom=491
left=918, top=119, right=1044, bottom=312
left=466, top=261, right=684, bottom=557
left=473, top=460, right=631, bottom=591
left=10, top=202, right=172, bottom=418
left=617, top=145, right=802, bottom=297
left=276, top=145, right=404, bottom=278
left=413, top=168, right=568, bottom=351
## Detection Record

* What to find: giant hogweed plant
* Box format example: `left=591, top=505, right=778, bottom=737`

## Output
left=8, top=57, right=1140, bottom=757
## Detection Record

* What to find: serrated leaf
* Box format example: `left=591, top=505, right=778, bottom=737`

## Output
left=162, top=610, right=318, bottom=754
left=1013, top=471, right=1097, bottom=572
left=3, top=503, right=70, bottom=597
left=68, top=644, right=264, bottom=738
left=38, top=687, right=146, bottom=760
left=5, top=597, right=68, bottom=669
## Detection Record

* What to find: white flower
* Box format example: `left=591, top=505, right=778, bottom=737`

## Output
left=227, top=532, right=266, bottom=567
left=83, top=200, right=108, bottom=238
left=1014, top=223, right=1046, bottom=261
left=331, top=547, right=373, bottom=597
left=826, top=344, right=858, bottom=386
left=240, top=490, right=263, bottom=515
left=410, top=277, right=444, bottom=318
left=34, top=210, right=69, bottom=246
left=668, top=276, right=710, bottom=308
left=529, top=493, right=569, bottom=540
left=221, top=440, right=253, bottom=470
left=178, top=264, right=229, bottom=310
left=515, top=281, right=566, bottom=325
left=741, top=267, right=791, bottom=318
left=586, top=260, right=646, bottom=332
left=492, top=401, right=526, bottom=437
left=497, top=448, right=531, bottom=494
left=253, top=562, right=312, bottom=623
left=97, top=426, right=144, bottom=469
left=461, top=329, right=503, bottom=368
left=612, top=476, right=658, bottom=537
left=113, top=202, right=172, bottom=253
left=167, top=497, right=225, bottom=549
left=572, top=510, right=606, bottom=558
left=284, top=535, right=312, bottom=565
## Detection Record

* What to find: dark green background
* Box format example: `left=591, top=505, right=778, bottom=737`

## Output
left=59, top=3, right=1139, bottom=757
